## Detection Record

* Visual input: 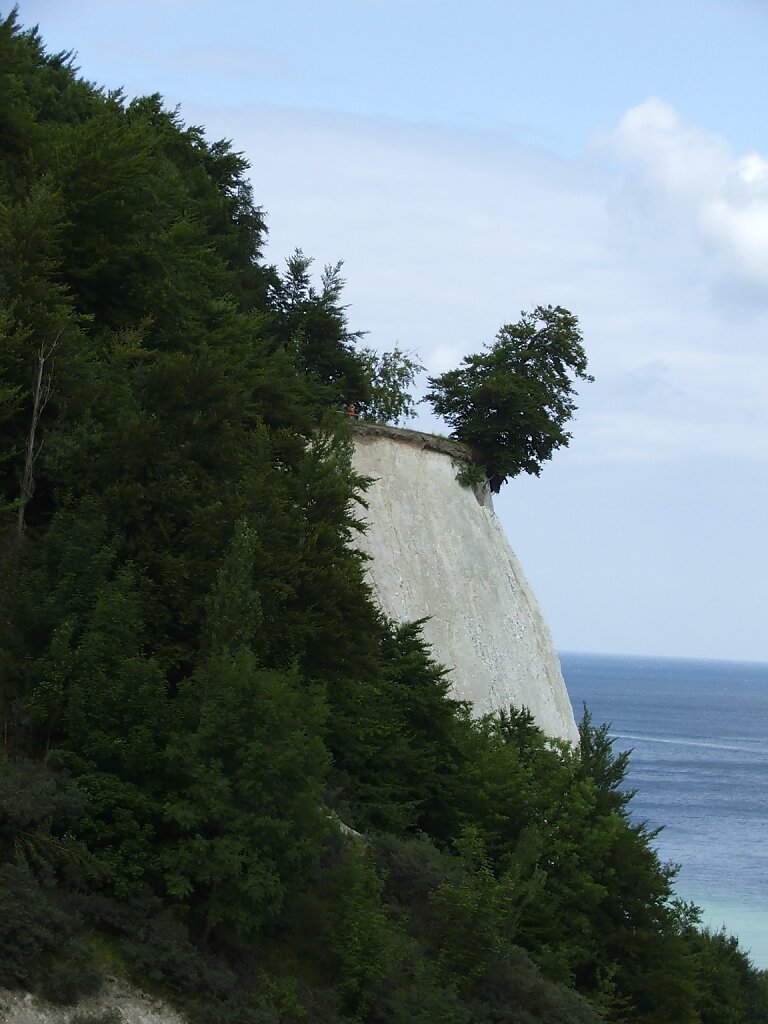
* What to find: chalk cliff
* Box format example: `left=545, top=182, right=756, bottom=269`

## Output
left=351, top=423, right=578, bottom=744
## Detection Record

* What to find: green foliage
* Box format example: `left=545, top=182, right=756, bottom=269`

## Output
left=455, top=460, right=486, bottom=489
left=425, top=305, right=593, bottom=491
left=429, top=825, right=545, bottom=985
left=38, top=937, right=104, bottom=1005
left=466, top=949, right=602, bottom=1024
left=333, top=618, right=467, bottom=837
left=375, top=831, right=459, bottom=907
left=0, top=863, right=69, bottom=988
left=357, top=346, right=424, bottom=424
left=0, top=756, right=98, bottom=1005
left=685, top=927, right=768, bottom=1024
left=268, top=250, right=371, bottom=410
left=320, top=850, right=403, bottom=1016
left=0, top=756, right=85, bottom=874
left=163, top=653, right=330, bottom=940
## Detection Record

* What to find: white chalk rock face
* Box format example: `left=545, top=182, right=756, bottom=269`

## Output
left=352, top=426, right=578, bottom=744
left=0, top=979, right=188, bottom=1024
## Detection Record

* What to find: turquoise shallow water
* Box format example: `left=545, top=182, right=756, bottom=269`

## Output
left=560, top=652, right=768, bottom=970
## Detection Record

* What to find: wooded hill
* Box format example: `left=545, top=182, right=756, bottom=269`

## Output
left=1, top=11, right=766, bottom=1023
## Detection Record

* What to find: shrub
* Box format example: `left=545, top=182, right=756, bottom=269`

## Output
left=38, top=937, right=103, bottom=1005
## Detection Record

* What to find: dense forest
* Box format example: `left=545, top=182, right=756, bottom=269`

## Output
left=1, top=10, right=766, bottom=1023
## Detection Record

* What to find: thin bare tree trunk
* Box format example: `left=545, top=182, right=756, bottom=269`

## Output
left=16, top=334, right=58, bottom=543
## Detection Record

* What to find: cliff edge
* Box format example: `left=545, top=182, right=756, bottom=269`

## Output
left=351, top=423, right=578, bottom=744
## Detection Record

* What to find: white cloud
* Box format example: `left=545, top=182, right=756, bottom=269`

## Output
left=608, top=97, right=768, bottom=296
left=191, top=99, right=768, bottom=470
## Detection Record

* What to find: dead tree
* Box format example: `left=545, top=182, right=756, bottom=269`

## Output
left=16, top=334, right=58, bottom=542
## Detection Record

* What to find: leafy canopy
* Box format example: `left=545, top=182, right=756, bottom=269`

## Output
left=425, top=304, right=593, bottom=491
left=357, top=346, right=424, bottom=425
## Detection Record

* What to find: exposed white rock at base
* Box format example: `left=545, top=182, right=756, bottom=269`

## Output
left=352, top=426, right=578, bottom=744
left=0, top=979, right=188, bottom=1024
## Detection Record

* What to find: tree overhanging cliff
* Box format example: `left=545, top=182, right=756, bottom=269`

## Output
left=0, top=11, right=766, bottom=1024
left=425, top=305, right=593, bottom=492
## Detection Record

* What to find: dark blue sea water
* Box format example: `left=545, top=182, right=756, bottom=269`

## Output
left=560, top=652, right=768, bottom=970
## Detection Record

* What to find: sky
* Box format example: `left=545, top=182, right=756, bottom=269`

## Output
left=14, top=0, right=768, bottom=662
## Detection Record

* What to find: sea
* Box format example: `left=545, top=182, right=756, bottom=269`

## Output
left=560, top=652, right=768, bottom=970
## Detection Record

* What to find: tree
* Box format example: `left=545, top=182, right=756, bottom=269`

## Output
left=424, top=305, right=593, bottom=491
left=357, top=346, right=424, bottom=425
left=267, top=250, right=372, bottom=409
left=162, top=652, right=329, bottom=943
